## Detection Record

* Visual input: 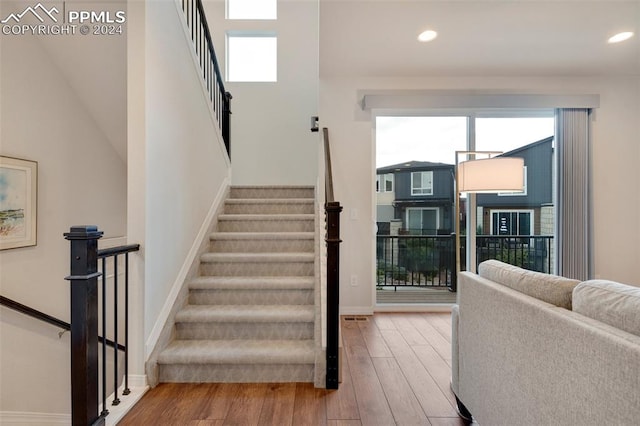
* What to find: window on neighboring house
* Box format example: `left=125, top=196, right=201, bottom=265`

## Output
left=406, top=208, right=439, bottom=235
left=499, top=166, right=528, bottom=196
left=491, top=210, right=534, bottom=236
left=411, top=171, right=433, bottom=195
left=227, top=0, right=277, bottom=20
left=376, top=173, right=394, bottom=192
left=226, top=33, right=277, bottom=82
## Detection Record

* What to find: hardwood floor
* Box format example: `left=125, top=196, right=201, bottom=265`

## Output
left=119, top=313, right=466, bottom=426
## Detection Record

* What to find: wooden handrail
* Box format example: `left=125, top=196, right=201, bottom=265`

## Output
left=0, top=295, right=70, bottom=331
left=97, top=243, right=140, bottom=259
left=323, top=128, right=335, bottom=203
left=0, top=295, right=126, bottom=352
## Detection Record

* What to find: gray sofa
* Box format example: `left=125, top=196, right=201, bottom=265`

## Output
left=452, top=260, right=640, bottom=425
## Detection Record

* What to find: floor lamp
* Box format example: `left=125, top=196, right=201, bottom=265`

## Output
left=454, top=151, right=525, bottom=281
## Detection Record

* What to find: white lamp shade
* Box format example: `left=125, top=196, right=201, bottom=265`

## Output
left=458, top=157, right=525, bottom=193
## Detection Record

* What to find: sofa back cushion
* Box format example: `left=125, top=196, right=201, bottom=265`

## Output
left=478, top=260, right=580, bottom=309
left=573, top=280, right=640, bottom=337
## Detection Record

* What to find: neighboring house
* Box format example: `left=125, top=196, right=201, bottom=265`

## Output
left=477, top=136, right=554, bottom=237
left=376, top=161, right=455, bottom=235
left=377, top=136, right=554, bottom=237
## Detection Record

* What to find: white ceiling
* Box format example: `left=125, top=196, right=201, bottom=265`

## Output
left=320, top=0, right=640, bottom=77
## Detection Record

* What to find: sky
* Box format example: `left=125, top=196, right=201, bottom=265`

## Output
left=376, top=116, right=555, bottom=168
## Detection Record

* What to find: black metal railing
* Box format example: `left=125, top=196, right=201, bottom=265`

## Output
left=377, top=234, right=456, bottom=289
left=376, top=234, right=554, bottom=290
left=64, top=226, right=139, bottom=426
left=323, top=127, right=342, bottom=390
left=96, top=243, right=140, bottom=417
left=476, top=235, right=554, bottom=274
left=181, top=0, right=232, bottom=155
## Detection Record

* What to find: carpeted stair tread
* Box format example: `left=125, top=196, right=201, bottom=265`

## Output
left=225, top=199, right=314, bottom=204
left=158, top=339, right=315, bottom=365
left=189, top=276, right=315, bottom=290
left=200, top=252, right=314, bottom=263
left=210, top=232, right=314, bottom=241
left=218, top=214, right=314, bottom=220
left=175, top=304, right=314, bottom=323
left=229, top=186, right=315, bottom=200
left=157, top=185, right=320, bottom=384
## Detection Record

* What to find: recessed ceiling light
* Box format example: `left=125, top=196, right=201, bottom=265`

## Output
left=418, top=30, right=438, bottom=43
left=608, top=32, right=634, bottom=44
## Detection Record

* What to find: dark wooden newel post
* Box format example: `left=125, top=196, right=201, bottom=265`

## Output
left=64, top=225, right=104, bottom=426
left=325, top=201, right=343, bottom=389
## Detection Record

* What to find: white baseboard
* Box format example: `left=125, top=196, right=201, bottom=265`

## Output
left=145, top=177, right=230, bottom=357
left=0, top=411, right=70, bottom=425
left=126, top=373, right=148, bottom=388
left=0, top=375, right=148, bottom=426
left=103, top=375, right=149, bottom=426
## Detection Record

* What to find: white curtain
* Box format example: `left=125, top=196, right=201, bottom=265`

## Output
left=555, top=108, right=592, bottom=280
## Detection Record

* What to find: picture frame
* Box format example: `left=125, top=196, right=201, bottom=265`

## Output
left=0, top=156, right=37, bottom=250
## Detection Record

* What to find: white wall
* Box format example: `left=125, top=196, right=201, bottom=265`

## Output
left=0, top=33, right=127, bottom=415
left=205, top=0, right=319, bottom=186
left=141, top=0, right=231, bottom=352
left=320, top=75, right=640, bottom=313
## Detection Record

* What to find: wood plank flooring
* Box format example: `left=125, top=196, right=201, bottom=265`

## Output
left=119, top=313, right=466, bottom=426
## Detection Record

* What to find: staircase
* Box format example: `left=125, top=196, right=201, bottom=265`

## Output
left=157, top=186, right=318, bottom=383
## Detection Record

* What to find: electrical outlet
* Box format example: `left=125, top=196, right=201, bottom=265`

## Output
left=350, top=274, right=358, bottom=286
left=350, top=208, right=358, bottom=220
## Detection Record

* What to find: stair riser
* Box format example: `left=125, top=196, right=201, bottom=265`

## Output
left=217, top=220, right=314, bottom=233
left=230, top=187, right=314, bottom=199
left=210, top=239, right=314, bottom=253
left=189, top=289, right=314, bottom=305
left=158, top=363, right=314, bottom=383
left=175, top=322, right=314, bottom=340
left=200, top=262, right=314, bottom=276
left=224, top=203, right=314, bottom=215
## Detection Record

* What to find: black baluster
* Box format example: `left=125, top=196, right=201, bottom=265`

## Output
left=101, top=257, right=108, bottom=416
left=122, top=253, right=131, bottom=396
left=112, top=256, right=120, bottom=406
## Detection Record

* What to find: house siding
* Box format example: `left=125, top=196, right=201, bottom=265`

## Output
left=477, top=137, right=553, bottom=208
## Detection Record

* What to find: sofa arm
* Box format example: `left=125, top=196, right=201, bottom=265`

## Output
left=451, top=304, right=460, bottom=395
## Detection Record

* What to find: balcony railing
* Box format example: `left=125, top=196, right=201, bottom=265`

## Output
left=376, top=234, right=554, bottom=290
left=476, top=235, right=554, bottom=274
left=377, top=234, right=456, bottom=289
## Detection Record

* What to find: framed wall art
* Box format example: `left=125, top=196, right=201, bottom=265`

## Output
left=0, top=156, right=37, bottom=250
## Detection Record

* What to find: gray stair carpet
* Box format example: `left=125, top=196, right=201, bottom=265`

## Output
left=157, top=185, right=318, bottom=383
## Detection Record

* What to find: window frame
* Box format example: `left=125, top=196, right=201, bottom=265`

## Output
left=376, top=173, right=394, bottom=193
left=406, top=207, right=440, bottom=235
left=226, top=32, right=278, bottom=82
left=226, top=0, right=277, bottom=20
left=489, top=209, right=535, bottom=236
left=411, top=171, right=434, bottom=196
